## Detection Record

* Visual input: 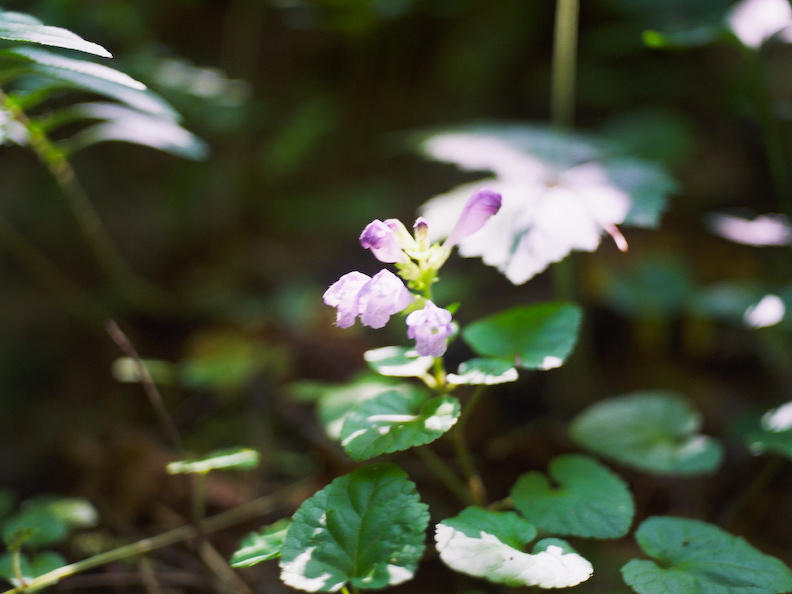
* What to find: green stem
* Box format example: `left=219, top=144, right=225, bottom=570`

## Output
left=0, top=484, right=302, bottom=594
left=414, top=445, right=471, bottom=505
left=451, top=386, right=487, bottom=506
left=551, top=0, right=580, bottom=130
left=0, top=87, right=170, bottom=312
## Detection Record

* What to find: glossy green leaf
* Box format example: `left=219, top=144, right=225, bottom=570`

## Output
left=363, top=346, right=433, bottom=377
left=230, top=519, right=291, bottom=568
left=511, top=454, right=634, bottom=538
left=340, top=389, right=459, bottom=460
left=279, top=464, right=428, bottom=592
left=570, top=391, right=723, bottom=475
left=0, top=550, right=66, bottom=588
left=463, top=302, right=582, bottom=369
left=0, top=10, right=111, bottom=57
left=622, top=517, right=792, bottom=594
left=1, top=46, right=177, bottom=118
left=435, top=506, right=593, bottom=588
left=447, top=358, right=518, bottom=385
left=58, top=103, right=208, bottom=159
left=166, top=448, right=259, bottom=475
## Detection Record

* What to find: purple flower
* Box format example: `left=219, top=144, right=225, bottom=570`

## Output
left=360, top=219, right=408, bottom=263
left=445, top=188, right=502, bottom=248
left=323, top=269, right=413, bottom=329
left=406, top=301, right=453, bottom=357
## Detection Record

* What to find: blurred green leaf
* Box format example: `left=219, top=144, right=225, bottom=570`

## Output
left=435, top=506, right=593, bottom=588
left=463, top=302, right=582, bottom=370
left=230, top=519, right=291, bottom=568
left=622, top=517, right=792, bottom=593
left=167, top=447, right=260, bottom=475
left=0, top=550, right=66, bottom=588
left=570, top=391, right=723, bottom=475
left=447, top=358, right=518, bottom=385
left=0, top=9, right=111, bottom=57
left=511, top=454, right=634, bottom=539
left=363, top=346, right=433, bottom=378
left=279, top=464, right=428, bottom=592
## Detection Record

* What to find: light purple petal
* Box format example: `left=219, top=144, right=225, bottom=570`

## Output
left=357, top=269, right=413, bottom=329
left=406, top=301, right=453, bottom=357
left=445, top=188, right=502, bottom=247
left=323, top=271, right=370, bottom=328
left=360, top=220, right=405, bottom=263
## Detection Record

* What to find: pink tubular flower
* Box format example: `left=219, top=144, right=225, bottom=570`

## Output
left=406, top=301, right=453, bottom=357
left=444, top=188, right=502, bottom=248
left=360, top=219, right=408, bottom=263
left=323, top=269, right=413, bottom=329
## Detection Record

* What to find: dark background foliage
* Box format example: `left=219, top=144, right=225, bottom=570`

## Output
left=1, top=0, right=791, bottom=591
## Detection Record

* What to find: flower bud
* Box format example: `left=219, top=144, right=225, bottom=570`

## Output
left=445, top=188, right=502, bottom=248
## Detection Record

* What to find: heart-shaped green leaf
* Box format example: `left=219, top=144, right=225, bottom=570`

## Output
left=462, top=302, right=582, bottom=369
left=570, top=390, right=723, bottom=474
left=447, top=358, right=518, bottom=385
left=622, top=517, right=792, bottom=594
left=279, top=464, right=428, bottom=592
left=340, top=389, right=460, bottom=461
left=435, top=506, right=592, bottom=588
left=511, top=454, right=634, bottom=538
left=230, top=519, right=291, bottom=568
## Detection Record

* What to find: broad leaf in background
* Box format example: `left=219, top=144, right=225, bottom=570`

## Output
left=622, top=516, right=792, bottom=594
left=511, top=454, right=634, bottom=538
left=166, top=447, right=259, bottom=475
left=463, top=302, right=582, bottom=370
left=447, top=358, right=518, bottom=385
left=419, top=124, right=674, bottom=283
left=0, top=9, right=111, bottom=57
left=744, top=400, right=792, bottom=459
left=339, top=389, right=459, bottom=460
left=435, top=506, right=593, bottom=588
left=230, top=519, right=291, bottom=568
left=0, top=551, right=66, bottom=588
left=570, top=391, right=723, bottom=474
left=279, top=464, right=428, bottom=592
left=1, top=496, right=97, bottom=548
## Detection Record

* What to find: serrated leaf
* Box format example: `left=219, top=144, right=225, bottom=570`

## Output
left=447, top=358, right=518, bottom=385
left=340, top=389, right=459, bottom=461
left=511, top=454, right=634, bottom=539
left=0, top=10, right=111, bottom=57
left=435, top=506, right=593, bottom=588
left=0, top=550, right=66, bottom=588
left=463, top=302, right=582, bottom=370
left=167, top=448, right=259, bottom=475
left=570, top=391, right=723, bottom=475
left=279, top=464, right=428, bottom=592
left=363, top=346, right=433, bottom=377
left=622, top=516, right=792, bottom=594
left=1, top=47, right=177, bottom=118
left=57, top=103, right=208, bottom=159
left=230, top=519, right=291, bottom=568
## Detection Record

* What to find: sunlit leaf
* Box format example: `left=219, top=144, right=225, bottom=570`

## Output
left=279, top=464, right=428, bottom=592
left=230, top=519, right=291, bottom=568
left=363, top=346, right=434, bottom=377
left=622, top=516, right=792, bottom=593
left=0, top=10, right=111, bottom=57
left=419, top=124, right=674, bottom=283
left=0, top=550, right=66, bottom=588
left=447, top=358, right=518, bottom=385
left=167, top=448, right=260, bottom=475
left=744, top=401, right=792, bottom=458
left=340, top=389, right=460, bottom=460
left=463, top=302, right=582, bottom=369
left=570, top=391, right=723, bottom=474
left=511, top=454, right=634, bottom=538
left=435, top=506, right=593, bottom=588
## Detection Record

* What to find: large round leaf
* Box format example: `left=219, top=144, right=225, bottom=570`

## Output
left=511, top=454, right=634, bottom=538
left=462, top=302, right=582, bottom=370
left=570, top=390, right=723, bottom=474
left=622, top=517, right=792, bottom=594
left=435, top=506, right=593, bottom=589
left=279, top=464, right=429, bottom=592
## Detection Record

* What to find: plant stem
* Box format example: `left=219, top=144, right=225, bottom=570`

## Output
left=452, top=386, right=487, bottom=505
left=0, top=484, right=303, bottom=594
left=551, top=0, right=580, bottom=130
left=0, top=87, right=170, bottom=312
left=414, top=445, right=471, bottom=506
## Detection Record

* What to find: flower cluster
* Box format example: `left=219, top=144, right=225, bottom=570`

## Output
left=323, top=188, right=502, bottom=357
